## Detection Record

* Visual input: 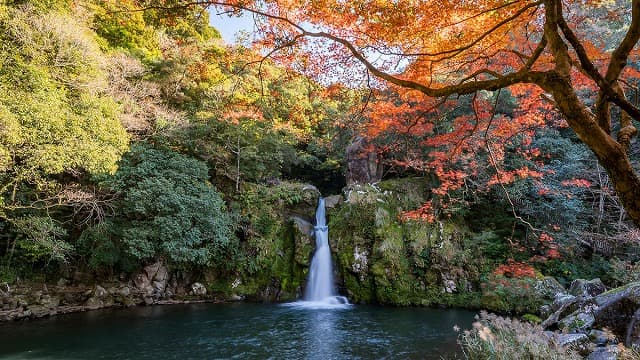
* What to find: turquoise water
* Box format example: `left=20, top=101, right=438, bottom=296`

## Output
left=0, top=303, right=476, bottom=359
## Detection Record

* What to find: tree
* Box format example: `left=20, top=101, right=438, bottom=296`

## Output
left=185, top=0, right=640, bottom=226
left=80, top=144, right=236, bottom=270
left=0, top=4, right=129, bottom=218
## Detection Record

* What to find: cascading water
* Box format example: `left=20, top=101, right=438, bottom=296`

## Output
left=286, top=197, right=349, bottom=309
left=304, top=197, right=335, bottom=301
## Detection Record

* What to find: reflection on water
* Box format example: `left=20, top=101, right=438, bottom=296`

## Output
left=305, top=310, right=339, bottom=359
left=0, top=303, right=475, bottom=360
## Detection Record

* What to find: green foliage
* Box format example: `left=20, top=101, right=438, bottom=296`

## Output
left=80, top=145, right=236, bottom=270
left=0, top=266, right=19, bottom=284
left=0, top=4, right=129, bottom=277
left=472, top=231, right=510, bottom=261
left=92, top=0, right=161, bottom=60
left=11, top=216, right=72, bottom=264
left=537, top=255, right=613, bottom=287
left=235, top=182, right=305, bottom=259
left=77, top=222, right=131, bottom=272
left=0, top=3, right=129, bottom=201
left=224, top=182, right=313, bottom=300
left=177, top=116, right=298, bottom=190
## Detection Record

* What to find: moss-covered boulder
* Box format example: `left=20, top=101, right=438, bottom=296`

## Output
left=329, top=179, right=484, bottom=307
left=291, top=216, right=314, bottom=267
left=593, top=282, right=640, bottom=346
left=481, top=275, right=564, bottom=315
left=209, top=182, right=321, bottom=302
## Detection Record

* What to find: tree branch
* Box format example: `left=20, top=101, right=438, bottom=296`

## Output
left=355, top=1, right=543, bottom=61
left=303, top=29, right=549, bottom=98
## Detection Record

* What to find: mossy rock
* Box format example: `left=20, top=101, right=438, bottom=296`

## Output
left=316, top=178, right=486, bottom=308
left=343, top=273, right=375, bottom=303
left=291, top=216, right=314, bottom=266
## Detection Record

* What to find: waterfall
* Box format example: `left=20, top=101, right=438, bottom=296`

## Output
left=304, top=198, right=334, bottom=301
left=302, top=198, right=349, bottom=306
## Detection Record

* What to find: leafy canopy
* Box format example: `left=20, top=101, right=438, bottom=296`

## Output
left=0, top=4, right=129, bottom=213
left=201, top=0, right=640, bottom=227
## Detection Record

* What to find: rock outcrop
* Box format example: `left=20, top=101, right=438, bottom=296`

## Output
left=291, top=216, right=314, bottom=267
left=541, top=280, right=640, bottom=356
left=345, top=136, right=383, bottom=185
left=0, top=260, right=216, bottom=322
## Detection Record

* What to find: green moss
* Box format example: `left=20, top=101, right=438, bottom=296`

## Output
left=208, top=279, right=233, bottom=297
left=228, top=182, right=315, bottom=301
left=325, top=179, right=492, bottom=308
left=522, top=314, right=542, bottom=324
left=343, top=273, right=375, bottom=303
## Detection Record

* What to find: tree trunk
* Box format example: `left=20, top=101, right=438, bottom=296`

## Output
left=626, top=308, right=640, bottom=347
left=544, top=75, right=640, bottom=227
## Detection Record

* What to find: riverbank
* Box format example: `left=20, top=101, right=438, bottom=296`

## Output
left=4, top=268, right=640, bottom=360
left=3, top=280, right=640, bottom=359
left=0, top=284, right=218, bottom=322
left=0, top=261, right=219, bottom=322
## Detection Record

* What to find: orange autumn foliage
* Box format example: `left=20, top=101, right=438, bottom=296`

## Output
left=202, top=0, right=640, bottom=227
left=493, top=260, right=537, bottom=279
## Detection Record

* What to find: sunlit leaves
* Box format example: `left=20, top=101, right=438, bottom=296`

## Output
left=0, top=5, right=129, bottom=189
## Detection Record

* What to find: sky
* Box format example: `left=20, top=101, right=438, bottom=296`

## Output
left=208, top=9, right=256, bottom=44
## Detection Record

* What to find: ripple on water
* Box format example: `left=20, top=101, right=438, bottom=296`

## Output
left=281, top=296, right=353, bottom=310
left=0, top=303, right=475, bottom=360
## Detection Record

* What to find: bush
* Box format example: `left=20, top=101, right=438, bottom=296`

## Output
left=480, top=274, right=544, bottom=314
left=80, top=145, right=236, bottom=270
left=11, top=216, right=72, bottom=265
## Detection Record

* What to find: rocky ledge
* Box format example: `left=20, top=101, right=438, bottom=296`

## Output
left=540, top=279, right=640, bottom=359
left=0, top=261, right=217, bottom=322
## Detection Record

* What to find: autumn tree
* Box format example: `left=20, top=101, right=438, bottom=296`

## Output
left=166, top=0, right=640, bottom=226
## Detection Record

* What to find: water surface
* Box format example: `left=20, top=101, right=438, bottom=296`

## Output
left=0, top=303, right=475, bottom=359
